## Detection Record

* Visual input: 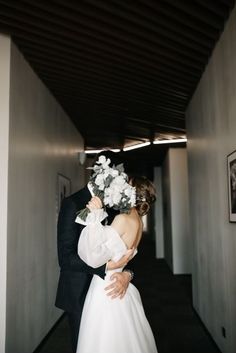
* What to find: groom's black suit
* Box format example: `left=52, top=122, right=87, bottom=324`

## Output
left=55, top=185, right=117, bottom=352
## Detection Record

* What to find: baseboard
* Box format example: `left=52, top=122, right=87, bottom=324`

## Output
left=33, top=312, right=65, bottom=353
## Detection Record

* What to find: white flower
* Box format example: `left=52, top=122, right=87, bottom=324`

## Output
left=124, top=187, right=132, bottom=197
left=95, top=174, right=104, bottom=186
left=97, top=155, right=111, bottom=169
left=97, top=155, right=106, bottom=164
left=130, top=193, right=136, bottom=206
left=103, top=172, right=109, bottom=179
left=102, top=158, right=111, bottom=169
left=112, top=192, right=122, bottom=204
left=87, top=155, right=135, bottom=214
left=104, top=187, right=113, bottom=207
left=98, top=183, right=105, bottom=191
left=111, top=169, right=119, bottom=177
left=113, top=175, right=126, bottom=186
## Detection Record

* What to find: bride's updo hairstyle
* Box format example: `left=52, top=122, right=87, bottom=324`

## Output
left=131, top=176, right=156, bottom=216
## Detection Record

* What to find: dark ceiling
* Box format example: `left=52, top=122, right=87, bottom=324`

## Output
left=0, top=0, right=235, bottom=165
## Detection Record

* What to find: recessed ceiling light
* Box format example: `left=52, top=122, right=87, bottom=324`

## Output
left=123, top=141, right=151, bottom=151
left=84, top=148, right=121, bottom=154
left=153, top=138, right=187, bottom=145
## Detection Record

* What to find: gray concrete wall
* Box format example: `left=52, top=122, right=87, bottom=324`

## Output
left=162, top=151, right=173, bottom=269
left=5, top=40, right=85, bottom=353
left=162, top=148, right=190, bottom=274
left=0, top=34, right=11, bottom=353
left=186, top=6, right=236, bottom=353
left=154, top=167, right=164, bottom=258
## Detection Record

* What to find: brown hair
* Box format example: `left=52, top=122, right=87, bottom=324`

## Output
left=131, top=176, right=156, bottom=216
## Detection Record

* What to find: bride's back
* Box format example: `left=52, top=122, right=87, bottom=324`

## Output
left=111, top=209, right=143, bottom=250
left=111, top=176, right=156, bottom=250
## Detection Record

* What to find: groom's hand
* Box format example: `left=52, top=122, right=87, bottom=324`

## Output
left=105, top=271, right=131, bottom=299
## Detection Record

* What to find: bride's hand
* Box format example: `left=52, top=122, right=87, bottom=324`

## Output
left=86, top=196, right=103, bottom=211
left=106, top=249, right=134, bottom=271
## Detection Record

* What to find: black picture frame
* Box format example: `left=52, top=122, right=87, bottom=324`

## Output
left=57, top=173, right=71, bottom=214
left=227, top=150, right=236, bottom=222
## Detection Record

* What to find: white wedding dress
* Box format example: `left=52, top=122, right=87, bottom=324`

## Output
left=76, top=209, right=158, bottom=353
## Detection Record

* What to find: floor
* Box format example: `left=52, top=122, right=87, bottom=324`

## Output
left=35, top=239, right=221, bottom=353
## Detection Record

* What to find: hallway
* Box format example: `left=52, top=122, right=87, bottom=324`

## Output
left=36, top=240, right=221, bottom=353
left=1, top=2, right=236, bottom=352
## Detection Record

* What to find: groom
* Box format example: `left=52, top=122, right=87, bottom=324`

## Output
left=55, top=151, right=134, bottom=353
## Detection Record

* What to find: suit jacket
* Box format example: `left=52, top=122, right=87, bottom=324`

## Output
left=55, top=186, right=107, bottom=314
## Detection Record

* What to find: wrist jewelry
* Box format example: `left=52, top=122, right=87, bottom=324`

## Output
left=124, top=269, right=134, bottom=281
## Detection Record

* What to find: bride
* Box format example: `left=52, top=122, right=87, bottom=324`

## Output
left=76, top=176, right=158, bottom=353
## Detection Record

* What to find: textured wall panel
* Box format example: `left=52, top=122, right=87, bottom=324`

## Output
left=6, top=42, right=85, bottom=353
left=187, top=6, right=236, bottom=353
left=0, top=33, right=11, bottom=353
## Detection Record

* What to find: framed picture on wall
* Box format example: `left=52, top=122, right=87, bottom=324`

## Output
left=57, top=173, right=71, bottom=214
left=227, top=150, right=236, bottom=222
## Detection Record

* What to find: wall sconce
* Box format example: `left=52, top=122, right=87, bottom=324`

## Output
left=78, top=151, right=87, bottom=165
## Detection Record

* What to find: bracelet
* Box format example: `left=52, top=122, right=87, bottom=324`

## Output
left=124, top=269, right=134, bottom=281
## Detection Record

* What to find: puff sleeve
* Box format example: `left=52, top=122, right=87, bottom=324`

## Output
left=76, top=209, right=127, bottom=268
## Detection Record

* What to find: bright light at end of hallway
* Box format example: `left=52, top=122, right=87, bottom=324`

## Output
left=123, top=141, right=151, bottom=151
left=85, top=149, right=121, bottom=154
left=85, top=149, right=103, bottom=154
left=153, top=138, right=187, bottom=144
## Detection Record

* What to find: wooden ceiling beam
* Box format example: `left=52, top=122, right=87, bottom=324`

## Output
left=159, top=0, right=225, bottom=29
left=39, top=71, right=193, bottom=104
left=28, top=0, right=213, bottom=51
left=137, top=0, right=221, bottom=38
left=21, top=40, right=200, bottom=80
left=58, top=92, right=186, bottom=118
left=5, top=0, right=210, bottom=59
left=193, top=0, right=229, bottom=17
left=50, top=90, right=186, bottom=125
left=0, top=5, right=206, bottom=69
left=84, top=0, right=217, bottom=41
left=18, top=41, right=190, bottom=99
left=18, top=40, right=191, bottom=101
left=26, top=53, right=197, bottom=90
left=0, top=23, right=200, bottom=92
left=41, top=73, right=188, bottom=112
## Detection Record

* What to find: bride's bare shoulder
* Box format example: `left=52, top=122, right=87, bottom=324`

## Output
left=113, top=212, right=135, bottom=225
left=111, top=212, right=139, bottom=235
left=112, top=213, right=129, bottom=227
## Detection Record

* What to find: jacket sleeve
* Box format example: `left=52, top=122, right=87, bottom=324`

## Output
left=57, top=197, right=106, bottom=277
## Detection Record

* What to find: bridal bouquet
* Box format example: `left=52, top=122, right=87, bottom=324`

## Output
left=77, top=155, right=136, bottom=221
